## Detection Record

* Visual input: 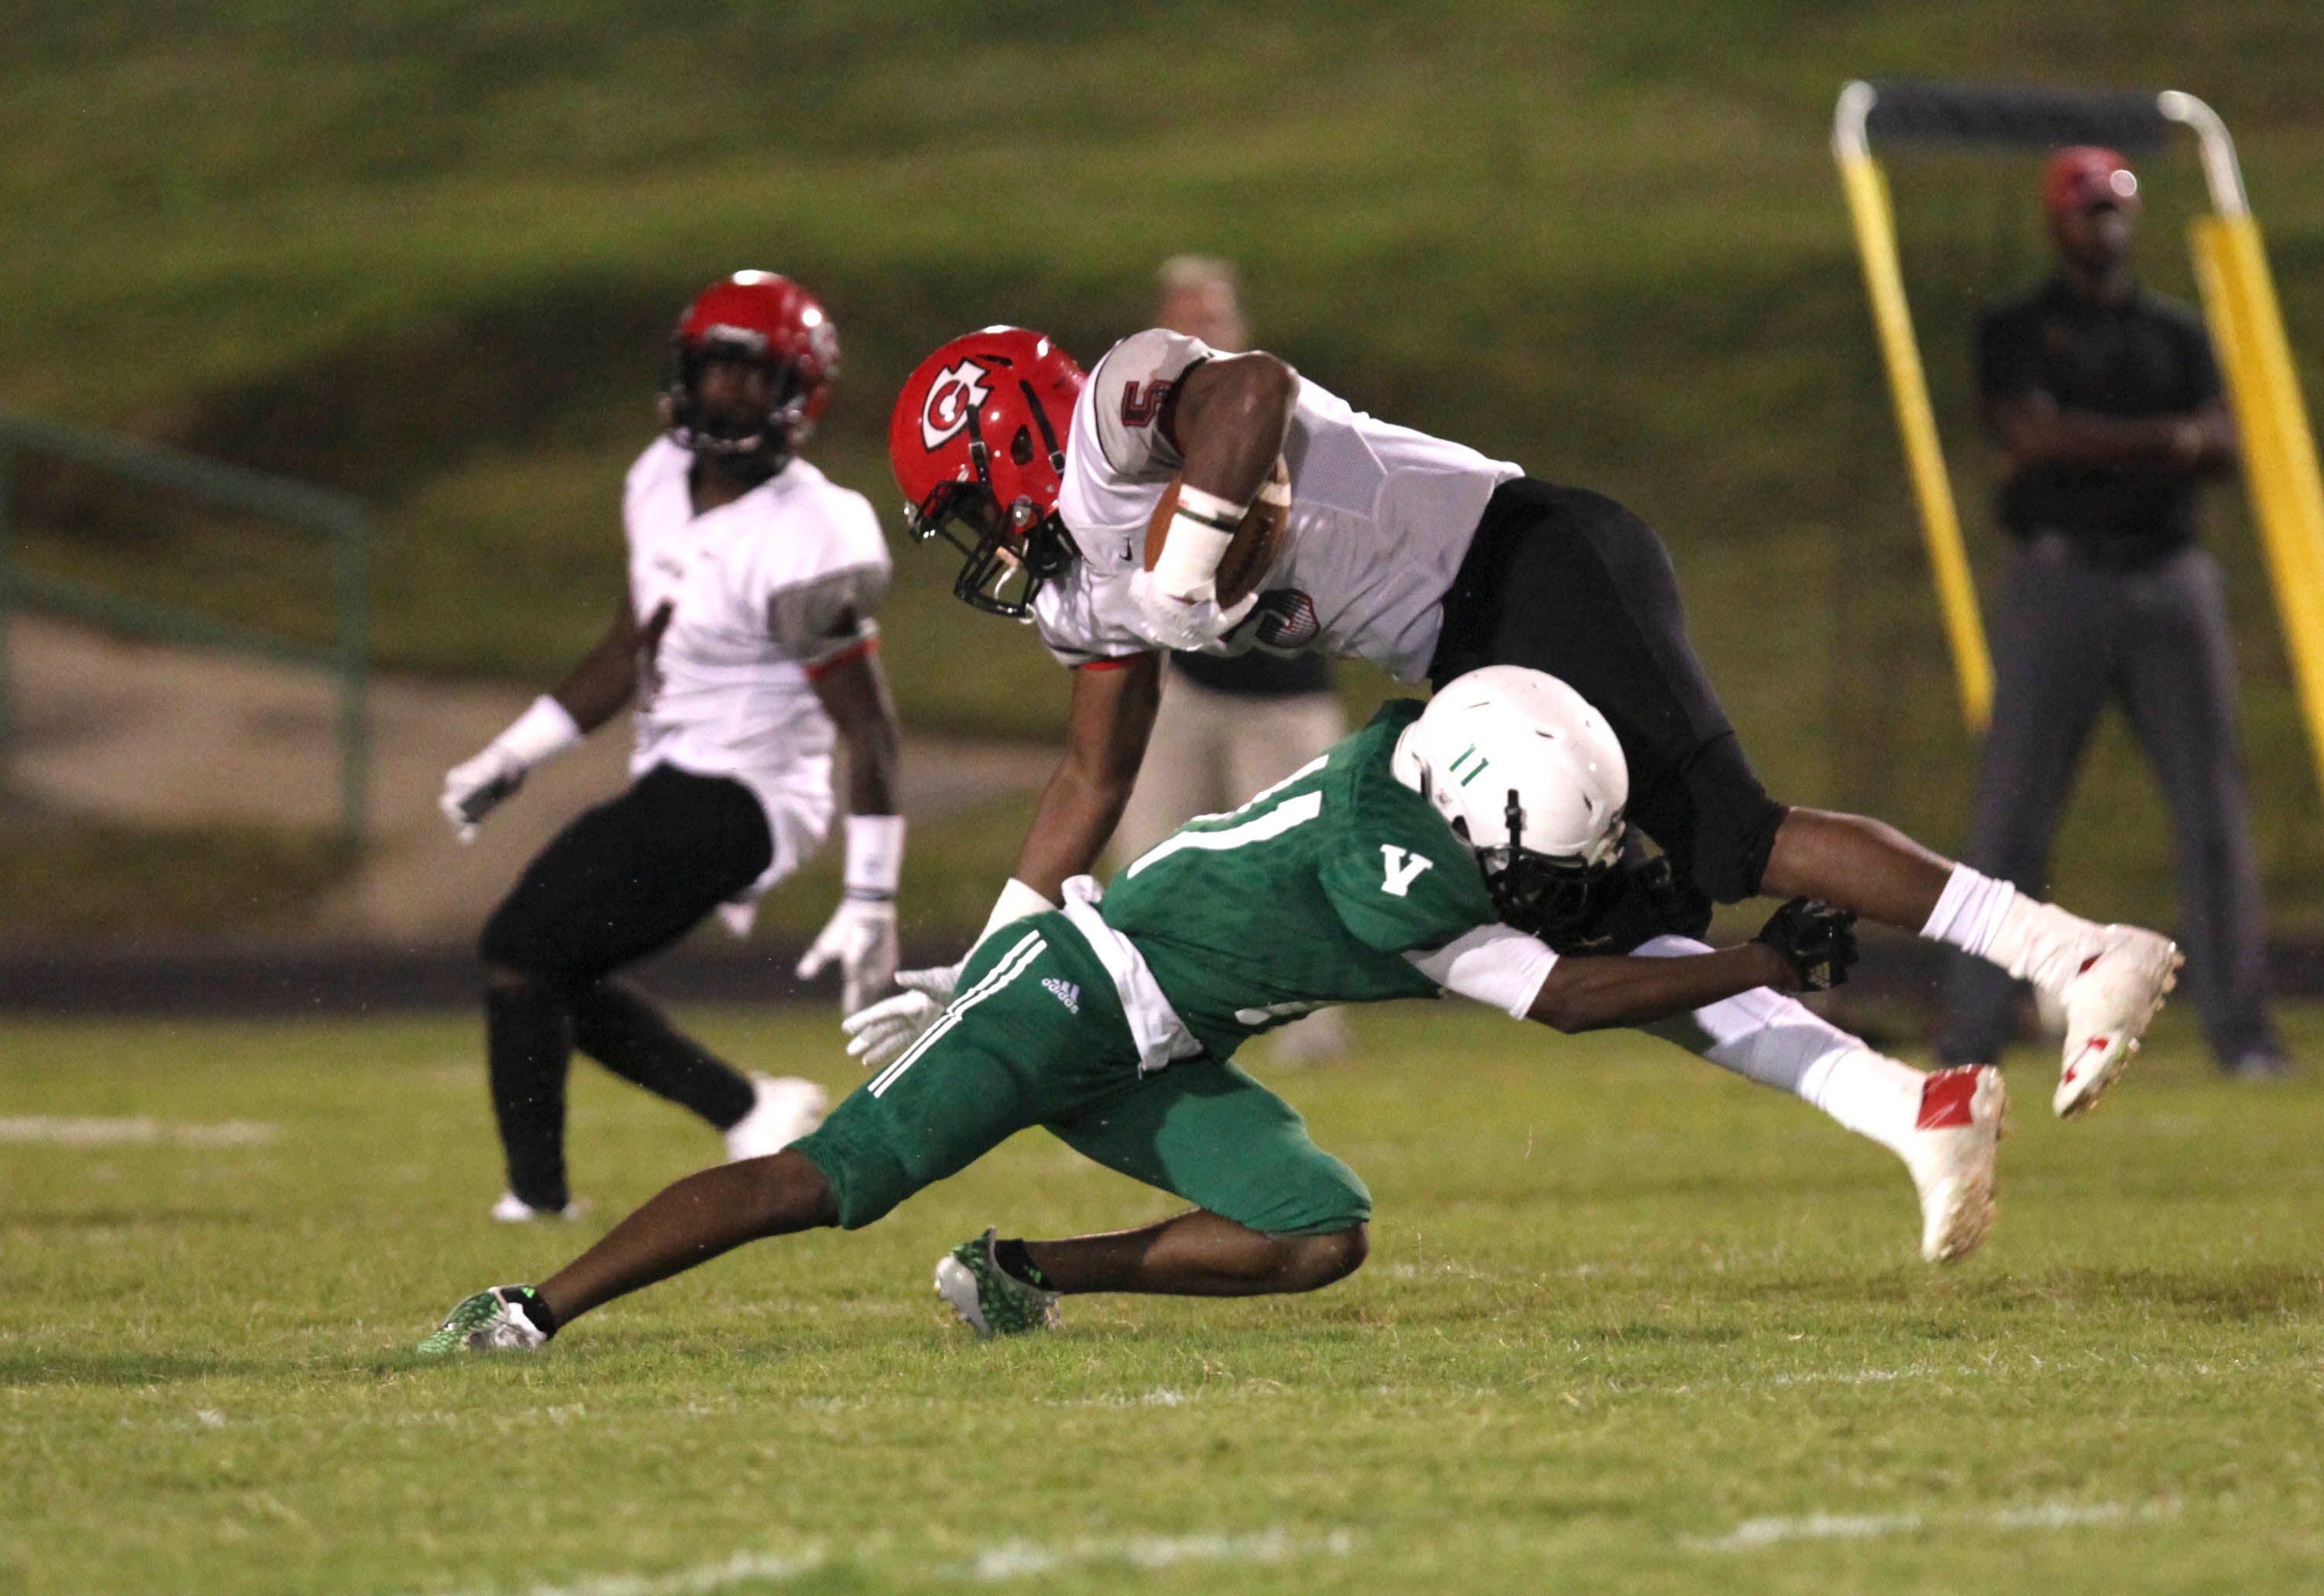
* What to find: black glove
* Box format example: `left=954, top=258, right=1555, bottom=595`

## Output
left=1753, top=898, right=1858, bottom=991
left=1552, top=853, right=1714, bottom=955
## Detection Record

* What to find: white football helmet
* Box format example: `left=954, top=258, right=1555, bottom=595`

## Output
left=1391, top=666, right=1629, bottom=936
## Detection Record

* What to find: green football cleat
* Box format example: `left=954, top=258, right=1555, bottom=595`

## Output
left=935, top=1228, right=1062, bottom=1339
left=418, top=1285, right=553, bottom=1356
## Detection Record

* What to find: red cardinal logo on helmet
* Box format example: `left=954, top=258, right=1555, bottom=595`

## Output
left=918, top=360, right=995, bottom=452
left=890, top=328, right=1088, bottom=619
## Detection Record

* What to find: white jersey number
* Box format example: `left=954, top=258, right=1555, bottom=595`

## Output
left=1124, top=789, right=1325, bottom=878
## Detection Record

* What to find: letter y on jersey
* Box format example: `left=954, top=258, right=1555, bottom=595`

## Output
left=1379, top=844, right=1435, bottom=897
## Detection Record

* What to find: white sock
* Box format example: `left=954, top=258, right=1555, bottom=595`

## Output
left=1919, top=864, right=2016, bottom=957
left=1923, top=864, right=2106, bottom=992
left=1981, top=895, right=2105, bottom=991
left=1798, top=1047, right=1924, bottom=1156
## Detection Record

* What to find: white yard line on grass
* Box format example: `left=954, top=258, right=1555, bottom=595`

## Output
left=426, top=1550, right=827, bottom=1596
left=1688, top=1499, right=2182, bottom=1552
left=0, top=1116, right=278, bottom=1148
left=1043, top=1386, right=1194, bottom=1409
left=411, top=1529, right=1358, bottom=1596
left=946, top=1529, right=1359, bottom=1581
left=1600, top=1351, right=2275, bottom=1402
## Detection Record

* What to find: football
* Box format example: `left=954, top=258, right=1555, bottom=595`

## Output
left=1144, top=456, right=1292, bottom=607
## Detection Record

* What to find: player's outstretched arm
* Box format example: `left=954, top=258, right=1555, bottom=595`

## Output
left=1009, top=653, right=1164, bottom=901
left=1526, top=899, right=1857, bottom=1033
left=800, top=632, right=905, bottom=1011
left=438, top=591, right=654, bottom=841
left=1529, top=943, right=1794, bottom=1033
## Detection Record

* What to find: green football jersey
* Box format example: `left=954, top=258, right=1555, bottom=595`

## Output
left=1100, top=698, right=1500, bottom=1057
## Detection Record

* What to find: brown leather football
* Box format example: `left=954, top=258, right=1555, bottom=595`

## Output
left=1144, top=456, right=1291, bottom=607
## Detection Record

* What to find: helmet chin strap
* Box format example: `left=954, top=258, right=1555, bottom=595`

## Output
left=1018, top=378, right=1066, bottom=474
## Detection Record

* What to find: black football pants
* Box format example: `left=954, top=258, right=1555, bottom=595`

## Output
left=1430, top=477, right=1790, bottom=905
left=478, top=763, right=773, bottom=1210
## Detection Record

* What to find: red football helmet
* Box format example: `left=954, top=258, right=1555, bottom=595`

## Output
left=889, top=327, right=1086, bottom=617
left=664, top=271, right=839, bottom=466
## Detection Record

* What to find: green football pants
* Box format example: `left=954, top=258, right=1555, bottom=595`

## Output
left=791, top=912, right=1370, bottom=1236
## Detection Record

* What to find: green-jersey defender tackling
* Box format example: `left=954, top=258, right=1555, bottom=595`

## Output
left=421, top=667, right=2005, bottom=1354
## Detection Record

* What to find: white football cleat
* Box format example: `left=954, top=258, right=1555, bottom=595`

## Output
left=1898, top=1065, right=2005, bottom=1264
left=2052, top=926, right=2182, bottom=1118
left=490, top=1192, right=582, bottom=1223
left=725, top=1073, right=828, bottom=1161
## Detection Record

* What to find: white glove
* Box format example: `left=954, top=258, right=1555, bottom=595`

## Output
left=1126, top=568, right=1259, bottom=653
left=841, top=963, right=962, bottom=1069
left=439, top=744, right=529, bottom=843
left=794, top=897, right=900, bottom=1015
left=439, top=695, right=582, bottom=843
left=839, top=877, right=1052, bottom=1067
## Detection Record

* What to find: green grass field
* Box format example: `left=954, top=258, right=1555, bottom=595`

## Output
left=5, top=999, right=2321, bottom=1594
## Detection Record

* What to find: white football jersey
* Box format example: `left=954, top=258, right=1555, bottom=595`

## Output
left=623, top=438, right=890, bottom=888
left=1041, top=329, right=1520, bottom=680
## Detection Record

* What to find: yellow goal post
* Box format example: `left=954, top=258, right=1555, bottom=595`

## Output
left=1831, top=79, right=2324, bottom=803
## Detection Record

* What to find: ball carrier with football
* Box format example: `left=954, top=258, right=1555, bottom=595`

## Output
left=438, top=272, right=905, bottom=1222
left=882, top=325, right=2181, bottom=1119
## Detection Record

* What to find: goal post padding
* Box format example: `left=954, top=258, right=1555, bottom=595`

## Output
left=1857, top=80, right=2168, bottom=154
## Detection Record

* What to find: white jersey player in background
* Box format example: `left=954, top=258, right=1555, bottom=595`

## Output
left=440, top=272, right=903, bottom=1222
left=883, top=323, right=2179, bottom=1123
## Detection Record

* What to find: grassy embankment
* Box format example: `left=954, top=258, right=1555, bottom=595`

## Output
left=5, top=4, right=2322, bottom=935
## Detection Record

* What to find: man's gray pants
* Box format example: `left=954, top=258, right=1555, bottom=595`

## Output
left=1937, top=535, right=2279, bottom=1067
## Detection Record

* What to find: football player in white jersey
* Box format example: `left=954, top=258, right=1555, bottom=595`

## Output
left=885, top=326, right=2180, bottom=1120
left=439, top=272, right=903, bottom=1222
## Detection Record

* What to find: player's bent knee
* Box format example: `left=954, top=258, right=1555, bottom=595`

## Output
left=1683, top=777, right=1787, bottom=903
left=1275, top=1223, right=1367, bottom=1292
left=478, top=888, right=603, bottom=977
left=478, top=907, right=553, bottom=975
left=733, top=1148, right=839, bottom=1236
left=1221, top=1143, right=1373, bottom=1240
left=786, top=1121, right=920, bottom=1232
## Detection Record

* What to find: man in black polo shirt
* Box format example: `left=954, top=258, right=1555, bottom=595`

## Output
left=1937, top=146, right=2287, bottom=1079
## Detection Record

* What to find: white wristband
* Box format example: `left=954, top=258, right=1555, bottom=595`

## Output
left=843, top=814, right=906, bottom=901
left=1153, top=488, right=1245, bottom=602
left=494, top=695, right=584, bottom=768
left=976, top=876, right=1059, bottom=947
